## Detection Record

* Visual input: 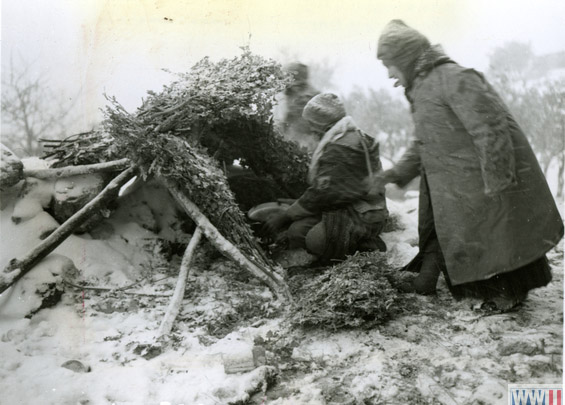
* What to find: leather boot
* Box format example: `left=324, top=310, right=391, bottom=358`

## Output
left=400, top=253, right=441, bottom=294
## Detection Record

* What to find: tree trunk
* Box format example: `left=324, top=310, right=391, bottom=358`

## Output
left=162, top=178, right=292, bottom=303
left=0, top=167, right=137, bottom=294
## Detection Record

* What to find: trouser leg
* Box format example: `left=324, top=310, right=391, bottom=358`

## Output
left=304, top=222, right=326, bottom=256
left=287, top=216, right=321, bottom=250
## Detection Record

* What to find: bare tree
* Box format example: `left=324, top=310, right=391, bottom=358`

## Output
left=344, top=86, right=413, bottom=163
left=541, top=79, right=565, bottom=197
left=488, top=41, right=534, bottom=80
left=488, top=43, right=565, bottom=197
left=1, top=56, right=76, bottom=157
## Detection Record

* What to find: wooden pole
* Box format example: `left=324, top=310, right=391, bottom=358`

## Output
left=0, top=166, right=137, bottom=294
left=156, top=227, right=202, bottom=340
left=23, top=158, right=131, bottom=179
left=163, top=179, right=292, bottom=303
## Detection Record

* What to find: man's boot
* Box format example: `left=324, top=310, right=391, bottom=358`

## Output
left=399, top=253, right=441, bottom=294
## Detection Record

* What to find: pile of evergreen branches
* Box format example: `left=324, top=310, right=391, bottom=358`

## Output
left=288, top=252, right=412, bottom=330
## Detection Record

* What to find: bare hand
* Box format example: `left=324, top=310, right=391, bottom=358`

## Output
left=262, top=212, right=292, bottom=236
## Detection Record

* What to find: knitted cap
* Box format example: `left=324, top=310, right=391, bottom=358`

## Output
left=377, top=20, right=431, bottom=72
left=302, top=93, right=346, bottom=129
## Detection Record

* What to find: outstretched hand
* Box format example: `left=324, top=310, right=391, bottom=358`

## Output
left=262, top=212, right=292, bottom=236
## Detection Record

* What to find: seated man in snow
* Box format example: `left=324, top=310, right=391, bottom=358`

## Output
left=263, top=93, right=388, bottom=264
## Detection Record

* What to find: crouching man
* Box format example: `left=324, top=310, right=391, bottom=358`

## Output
left=264, top=93, right=388, bottom=264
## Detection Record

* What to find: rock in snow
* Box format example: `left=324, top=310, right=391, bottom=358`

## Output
left=53, top=173, right=108, bottom=233
left=0, top=144, right=24, bottom=191
left=61, top=359, right=91, bottom=373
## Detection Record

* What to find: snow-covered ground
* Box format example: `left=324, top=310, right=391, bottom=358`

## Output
left=0, top=161, right=562, bottom=405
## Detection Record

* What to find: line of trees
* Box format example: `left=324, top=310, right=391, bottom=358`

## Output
left=487, top=42, right=565, bottom=197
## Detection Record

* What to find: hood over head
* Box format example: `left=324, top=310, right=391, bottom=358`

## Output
left=377, top=20, right=431, bottom=82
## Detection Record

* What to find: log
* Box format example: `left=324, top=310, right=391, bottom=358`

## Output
left=23, top=158, right=131, bottom=179
left=156, top=227, right=202, bottom=340
left=162, top=179, right=292, bottom=303
left=0, top=167, right=138, bottom=294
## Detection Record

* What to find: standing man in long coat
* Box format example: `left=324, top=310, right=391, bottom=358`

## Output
left=374, top=20, right=563, bottom=310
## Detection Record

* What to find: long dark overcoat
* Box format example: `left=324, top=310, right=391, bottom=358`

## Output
left=390, top=62, right=563, bottom=285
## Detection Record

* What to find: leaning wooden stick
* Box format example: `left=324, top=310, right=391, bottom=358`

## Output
left=23, top=158, right=131, bottom=179
left=163, top=179, right=292, bottom=303
left=156, top=227, right=202, bottom=340
left=0, top=166, right=138, bottom=294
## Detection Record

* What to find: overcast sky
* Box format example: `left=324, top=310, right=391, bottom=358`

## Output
left=2, top=0, right=565, bottom=130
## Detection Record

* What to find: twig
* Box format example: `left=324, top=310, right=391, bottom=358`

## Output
left=63, top=281, right=172, bottom=297
left=63, top=275, right=172, bottom=293
left=63, top=281, right=115, bottom=292
left=23, top=158, right=131, bottom=179
left=113, top=274, right=172, bottom=292
left=153, top=98, right=190, bottom=117
left=0, top=167, right=137, bottom=294
left=156, top=227, right=202, bottom=340
left=124, top=291, right=172, bottom=297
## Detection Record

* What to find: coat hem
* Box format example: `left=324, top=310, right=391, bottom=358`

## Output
left=447, top=229, right=563, bottom=286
